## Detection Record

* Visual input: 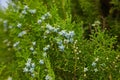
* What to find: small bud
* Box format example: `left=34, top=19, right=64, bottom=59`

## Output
left=39, top=60, right=44, bottom=65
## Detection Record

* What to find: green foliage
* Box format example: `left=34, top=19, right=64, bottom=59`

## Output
left=107, top=0, right=120, bottom=44
left=0, top=0, right=120, bottom=80
left=110, top=0, right=120, bottom=18
left=72, top=0, right=100, bottom=23
left=82, top=25, right=119, bottom=79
